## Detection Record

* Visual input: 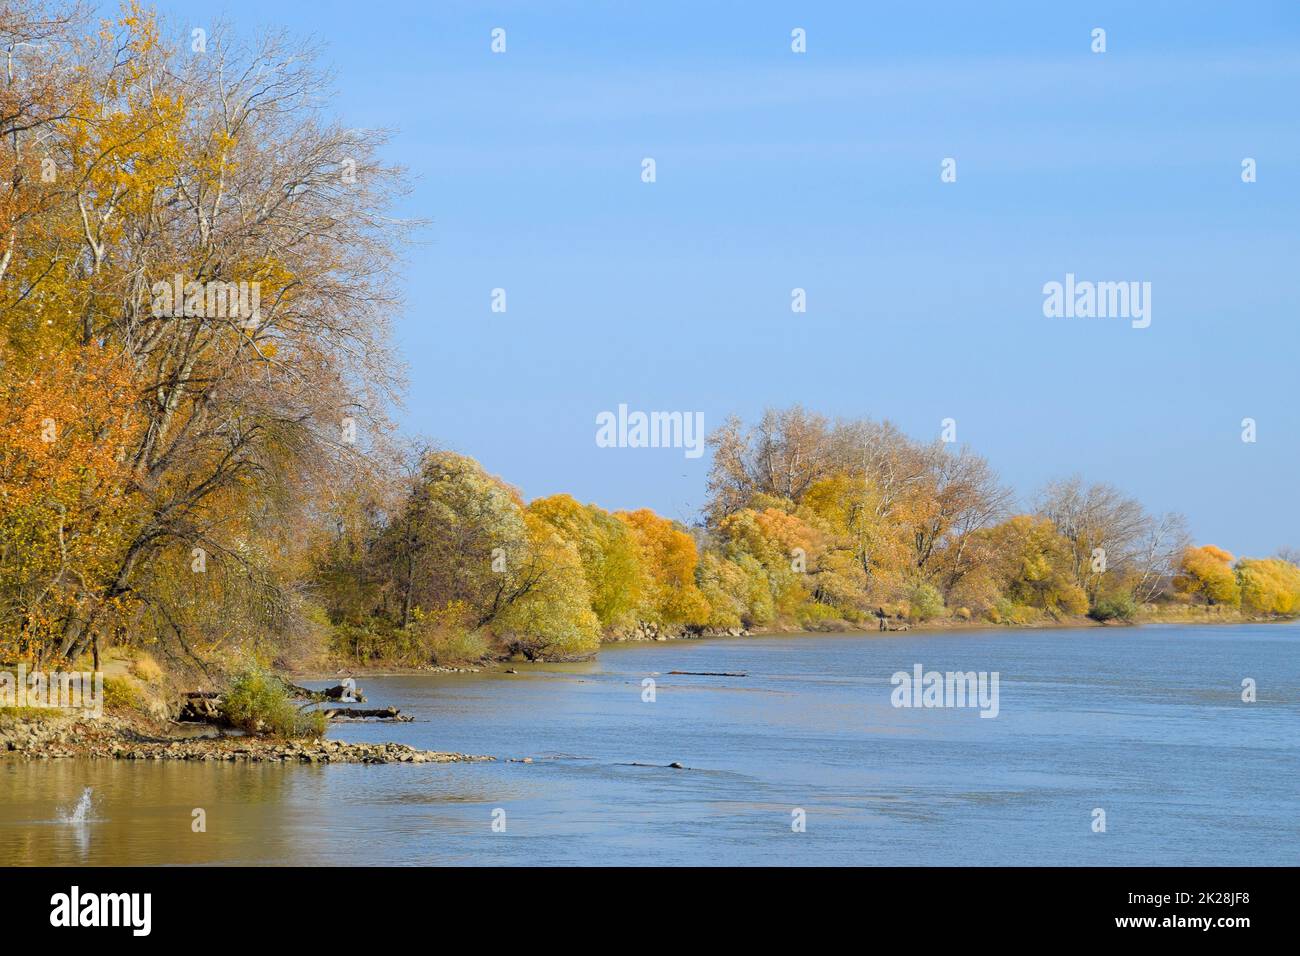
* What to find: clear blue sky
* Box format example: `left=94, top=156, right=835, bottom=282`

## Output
left=144, top=1, right=1300, bottom=555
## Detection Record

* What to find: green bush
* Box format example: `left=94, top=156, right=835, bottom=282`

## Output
left=796, top=600, right=840, bottom=626
left=425, top=627, right=488, bottom=665
left=222, top=664, right=325, bottom=738
left=1090, top=592, right=1138, bottom=622
left=989, top=598, right=1038, bottom=626
left=906, top=582, right=946, bottom=621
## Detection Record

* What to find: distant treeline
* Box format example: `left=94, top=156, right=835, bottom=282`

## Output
left=311, top=408, right=1300, bottom=664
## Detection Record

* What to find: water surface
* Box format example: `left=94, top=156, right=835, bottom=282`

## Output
left=3, top=624, right=1297, bottom=865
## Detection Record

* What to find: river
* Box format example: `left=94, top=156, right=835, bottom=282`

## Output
left=2, top=624, right=1297, bottom=865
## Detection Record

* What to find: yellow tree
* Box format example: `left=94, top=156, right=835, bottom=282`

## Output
left=527, top=494, right=645, bottom=632
left=616, top=509, right=709, bottom=628
left=495, top=514, right=601, bottom=659
left=1173, top=546, right=1240, bottom=607
left=1236, top=558, right=1300, bottom=615
left=717, top=507, right=820, bottom=617
left=0, top=344, right=141, bottom=664
left=980, top=515, right=1088, bottom=618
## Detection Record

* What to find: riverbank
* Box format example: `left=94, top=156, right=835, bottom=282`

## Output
left=0, top=711, right=492, bottom=764
left=7, top=610, right=1291, bottom=758
left=304, top=605, right=1296, bottom=677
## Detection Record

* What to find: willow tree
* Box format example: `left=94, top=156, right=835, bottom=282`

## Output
left=360, top=453, right=601, bottom=660
left=527, top=494, right=646, bottom=633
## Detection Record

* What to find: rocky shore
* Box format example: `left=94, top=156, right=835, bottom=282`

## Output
left=605, top=622, right=751, bottom=642
left=0, top=712, right=491, bottom=765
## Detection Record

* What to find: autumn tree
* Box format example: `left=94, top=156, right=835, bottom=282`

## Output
left=980, top=515, right=1088, bottom=618
left=527, top=494, right=645, bottom=632
left=616, top=509, right=709, bottom=629
left=0, top=343, right=140, bottom=664
left=2, top=4, right=412, bottom=665
left=1035, top=477, right=1183, bottom=610
left=1173, top=545, right=1240, bottom=607
left=1236, top=558, right=1300, bottom=616
left=494, top=514, right=600, bottom=659
left=909, top=445, right=1011, bottom=591
left=716, top=507, right=819, bottom=618
left=706, top=406, right=834, bottom=522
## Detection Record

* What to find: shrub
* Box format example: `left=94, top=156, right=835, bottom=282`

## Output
left=1052, top=584, right=1090, bottom=617
left=101, top=676, right=142, bottom=711
left=223, top=664, right=325, bottom=738
left=129, top=653, right=164, bottom=684
left=796, top=600, right=840, bottom=627
left=989, top=598, right=1038, bottom=626
left=1089, top=592, right=1138, bottom=622
left=425, top=627, right=488, bottom=665
left=906, top=582, right=946, bottom=621
left=1174, top=545, right=1241, bottom=606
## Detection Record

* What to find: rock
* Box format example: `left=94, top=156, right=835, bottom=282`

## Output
left=669, top=761, right=685, bottom=769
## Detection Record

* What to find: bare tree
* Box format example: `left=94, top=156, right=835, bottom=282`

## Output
left=1132, top=512, right=1192, bottom=603
left=706, top=406, right=833, bottom=521
left=1036, top=476, right=1153, bottom=602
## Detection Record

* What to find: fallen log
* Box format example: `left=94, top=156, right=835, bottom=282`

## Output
left=667, top=670, right=747, bottom=677
left=321, top=706, right=411, bottom=722
left=283, top=681, right=366, bottom=703
left=177, top=697, right=223, bottom=723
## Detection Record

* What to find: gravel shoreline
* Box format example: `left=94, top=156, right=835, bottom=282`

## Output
left=0, top=713, right=492, bottom=765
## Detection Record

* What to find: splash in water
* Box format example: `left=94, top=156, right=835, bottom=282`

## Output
left=61, top=787, right=95, bottom=824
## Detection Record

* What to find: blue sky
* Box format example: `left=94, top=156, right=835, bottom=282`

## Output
left=144, top=1, right=1300, bottom=554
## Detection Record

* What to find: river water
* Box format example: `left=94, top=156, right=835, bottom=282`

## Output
left=3, top=624, right=1297, bottom=865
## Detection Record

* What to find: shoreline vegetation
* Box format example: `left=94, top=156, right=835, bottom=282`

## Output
left=2, top=6, right=1298, bottom=762
left=293, top=606, right=1294, bottom=678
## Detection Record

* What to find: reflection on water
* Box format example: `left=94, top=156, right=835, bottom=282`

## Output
left=3, top=624, right=1298, bottom=865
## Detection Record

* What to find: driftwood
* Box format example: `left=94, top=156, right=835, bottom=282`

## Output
left=177, top=697, right=222, bottom=722
left=667, top=670, right=747, bottom=677
left=178, top=679, right=402, bottom=727
left=876, top=607, right=910, bottom=631
left=283, top=681, right=366, bottom=703
left=321, top=706, right=411, bottom=722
